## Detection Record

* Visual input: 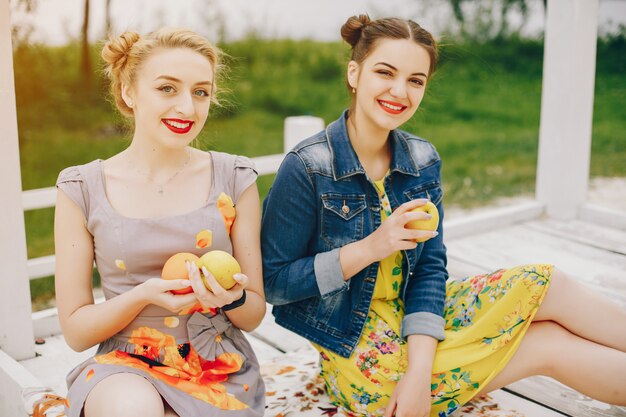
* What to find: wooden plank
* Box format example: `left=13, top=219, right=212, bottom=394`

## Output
left=250, top=153, right=284, bottom=176
left=446, top=221, right=626, bottom=415
left=447, top=255, right=492, bottom=280
left=27, top=255, right=56, bottom=280
left=580, top=203, right=626, bottom=232
left=249, top=306, right=312, bottom=353
left=284, top=116, right=324, bottom=153
left=486, top=389, right=564, bottom=417
left=244, top=333, right=285, bottom=363
left=446, top=223, right=626, bottom=308
left=0, top=0, right=35, bottom=361
left=452, top=390, right=564, bottom=417
left=21, top=187, right=57, bottom=211
left=20, top=334, right=96, bottom=397
left=0, top=349, right=40, bottom=417
left=444, top=201, right=543, bottom=241
left=535, top=0, right=598, bottom=220
left=506, top=376, right=626, bottom=417
left=523, top=218, right=626, bottom=255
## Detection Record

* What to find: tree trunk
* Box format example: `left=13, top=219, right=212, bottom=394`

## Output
left=81, top=0, right=91, bottom=85
left=105, top=0, right=112, bottom=36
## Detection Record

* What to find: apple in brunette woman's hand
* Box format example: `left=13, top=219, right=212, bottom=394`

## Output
left=406, top=201, right=439, bottom=243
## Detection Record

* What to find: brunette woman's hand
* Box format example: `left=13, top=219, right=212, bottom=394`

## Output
left=364, top=199, right=438, bottom=261
left=138, top=278, right=198, bottom=313
left=186, top=261, right=249, bottom=309
left=384, top=370, right=432, bottom=417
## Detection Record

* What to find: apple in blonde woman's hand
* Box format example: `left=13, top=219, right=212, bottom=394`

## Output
left=196, top=250, right=240, bottom=291
left=405, top=201, right=439, bottom=243
left=161, top=252, right=199, bottom=294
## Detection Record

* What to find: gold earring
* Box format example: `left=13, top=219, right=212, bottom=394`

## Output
left=127, top=101, right=133, bottom=108
left=352, top=87, right=356, bottom=94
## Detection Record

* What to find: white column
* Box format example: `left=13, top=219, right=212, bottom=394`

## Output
left=0, top=0, right=35, bottom=360
left=283, top=116, right=325, bottom=153
left=535, top=0, right=598, bottom=219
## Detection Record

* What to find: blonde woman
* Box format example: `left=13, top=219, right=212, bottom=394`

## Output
left=52, top=28, right=265, bottom=417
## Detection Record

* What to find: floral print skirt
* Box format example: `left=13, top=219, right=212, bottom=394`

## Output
left=64, top=311, right=265, bottom=417
left=316, top=264, right=553, bottom=417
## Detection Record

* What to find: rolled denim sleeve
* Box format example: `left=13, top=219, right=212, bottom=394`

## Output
left=314, top=248, right=348, bottom=297
left=401, top=195, right=448, bottom=341
left=262, top=152, right=348, bottom=306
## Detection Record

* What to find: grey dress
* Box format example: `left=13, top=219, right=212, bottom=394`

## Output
left=56, top=151, right=265, bottom=417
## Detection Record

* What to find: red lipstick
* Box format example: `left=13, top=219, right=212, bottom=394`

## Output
left=162, top=118, right=194, bottom=134
left=378, top=99, right=407, bottom=115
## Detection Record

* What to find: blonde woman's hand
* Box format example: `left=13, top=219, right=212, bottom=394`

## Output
left=364, top=199, right=438, bottom=261
left=186, top=261, right=248, bottom=309
left=137, top=278, right=198, bottom=313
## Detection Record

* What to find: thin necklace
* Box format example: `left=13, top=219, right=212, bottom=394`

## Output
left=156, top=148, right=191, bottom=194
left=129, top=148, right=192, bottom=195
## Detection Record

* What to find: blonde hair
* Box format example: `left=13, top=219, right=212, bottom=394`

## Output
left=101, top=28, right=223, bottom=117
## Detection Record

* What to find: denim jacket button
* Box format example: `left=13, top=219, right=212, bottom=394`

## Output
left=370, top=205, right=381, bottom=212
left=354, top=310, right=366, bottom=318
left=341, top=204, right=350, bottom=214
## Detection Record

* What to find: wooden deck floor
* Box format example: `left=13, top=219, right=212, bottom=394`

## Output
left=19, top=215, right=626, bottom=416
left=445, top=216, right=626, bottom=417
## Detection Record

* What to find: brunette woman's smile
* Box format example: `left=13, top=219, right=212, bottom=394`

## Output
left=377, top=99, right=407, bottom=115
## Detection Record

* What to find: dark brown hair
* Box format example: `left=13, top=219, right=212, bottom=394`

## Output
left=341, top=14, right=438, bottom=78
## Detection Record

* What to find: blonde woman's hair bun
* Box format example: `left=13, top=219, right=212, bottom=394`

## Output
left=340, top=14, right=371, bottom=48
left=101, top=31, right=141, bottom=77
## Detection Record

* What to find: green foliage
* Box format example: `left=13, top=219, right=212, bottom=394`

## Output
left=221, top=39, right=347, bottom=117
left=445, top=0, right=534, bottom=41
left=13, top=36, right=625, bottom=309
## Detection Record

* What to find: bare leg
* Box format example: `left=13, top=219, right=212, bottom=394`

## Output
left=479, top=321, right=626, bottom=405
left=533, top=268, right=626, bottom=352
left=84, top=373, right=165, bottom=417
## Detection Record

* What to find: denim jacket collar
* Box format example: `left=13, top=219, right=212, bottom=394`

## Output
left=326, top=109, right=422, bottom=180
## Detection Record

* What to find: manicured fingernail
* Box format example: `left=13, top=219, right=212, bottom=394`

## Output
left=432, top=231, right=439, bottom=237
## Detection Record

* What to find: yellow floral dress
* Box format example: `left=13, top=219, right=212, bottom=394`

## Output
left=315, top=178, right=552, bottom=417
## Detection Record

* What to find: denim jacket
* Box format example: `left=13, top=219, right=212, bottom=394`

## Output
left=261, top=110, right=448, bottom=358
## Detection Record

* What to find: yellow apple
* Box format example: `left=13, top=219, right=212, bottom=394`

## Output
left=405, top=201, right=439, bottom=243
left=196, top=250, right=240, bottom=291
left=161, top=252, right=199, bottom=294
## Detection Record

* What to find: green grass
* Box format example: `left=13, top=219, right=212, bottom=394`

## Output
left=15, top=36, right=625, bottom=309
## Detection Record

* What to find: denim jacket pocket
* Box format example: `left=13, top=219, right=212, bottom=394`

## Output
left=403, top=181, right=443, bottom=205
left=321, top=193, right=366, bottom=247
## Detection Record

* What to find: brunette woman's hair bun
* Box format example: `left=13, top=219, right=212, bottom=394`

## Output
left=341, top=14, right=371, bottom=48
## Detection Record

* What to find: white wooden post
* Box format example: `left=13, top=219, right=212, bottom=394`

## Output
left=0, top=0, right=36, bottom=360
left=535, top=0, right=598, bottom=220
left=284, top=116, right=325, bottom=153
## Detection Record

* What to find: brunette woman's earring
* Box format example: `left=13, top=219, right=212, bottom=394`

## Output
left=352, top=87, right=356, bottom=94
